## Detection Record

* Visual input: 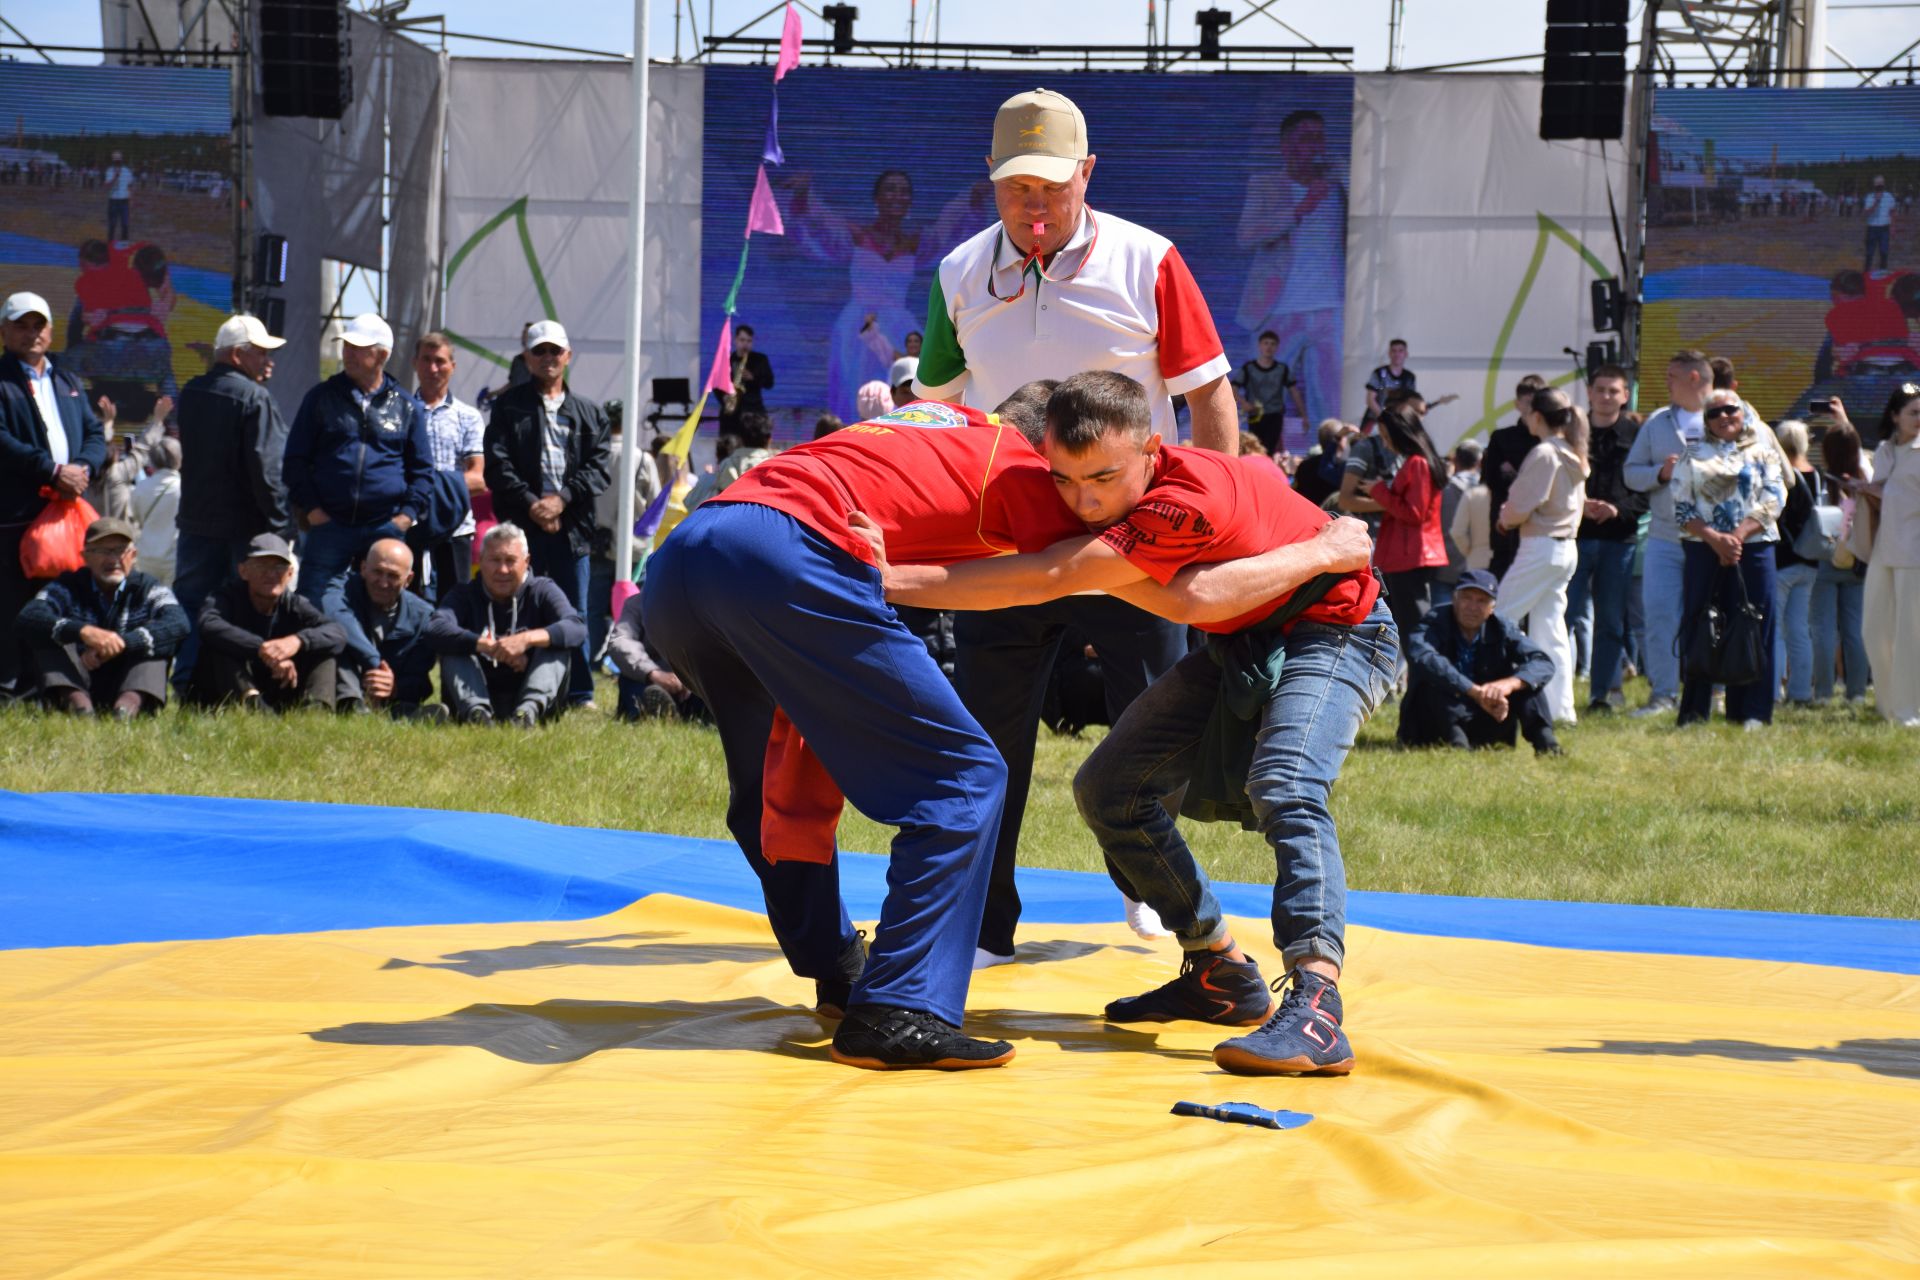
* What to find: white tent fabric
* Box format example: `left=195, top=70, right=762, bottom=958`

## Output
left=1344, top=74, right=1629, bottom=449
left=442, top=61, right=703, bottom=414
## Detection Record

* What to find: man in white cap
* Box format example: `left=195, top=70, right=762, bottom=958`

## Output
left=168, top=312, right=293, bottom=692
left=912, top=89, right=1235, bottom=959
left=0, top=291, right=107, bottom=698
left=282, top=311, right=433, bottom=614
left=481, top=318, right=610, bottom=710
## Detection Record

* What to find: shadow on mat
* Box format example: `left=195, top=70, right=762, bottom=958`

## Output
left=310, top=997, right=832, bottom=1064
left=380, top=933, right=785, bottom=978
left=1010, top=939, right=1155, bottom=965
left=966, top=1008, right=1214, bottom=1061
left=1547, top=1037, right=1920, bottom=1080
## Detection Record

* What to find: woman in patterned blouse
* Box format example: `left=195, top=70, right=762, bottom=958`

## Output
left=1671, top=388, right=1788, bottom=728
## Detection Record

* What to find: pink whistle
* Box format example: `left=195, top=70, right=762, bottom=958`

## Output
left=1031, top=221, right=1048, bottom=238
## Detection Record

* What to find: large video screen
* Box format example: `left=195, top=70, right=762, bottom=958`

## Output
left=702, top=66, right=1352, bottom=450
left=0, top=64, right=234, bottom=426
left=1643, top=86, right=1920, bottom=431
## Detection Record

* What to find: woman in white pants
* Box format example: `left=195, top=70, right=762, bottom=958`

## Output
left=1495, top=388, right=1590, bottom=724
left=1860, top=383, right=1920, bottom=727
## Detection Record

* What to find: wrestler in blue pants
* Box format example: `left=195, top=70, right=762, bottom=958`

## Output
left=642, top=502, right=1007, bottom=1026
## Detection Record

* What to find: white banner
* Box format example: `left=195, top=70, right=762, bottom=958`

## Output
left=1345, top=74, right=1630, bottom=450
left=443, top=62, right=703, bottom=414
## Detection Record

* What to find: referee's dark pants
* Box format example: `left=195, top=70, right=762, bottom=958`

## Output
left=955, top=597, right=1187, bottom=957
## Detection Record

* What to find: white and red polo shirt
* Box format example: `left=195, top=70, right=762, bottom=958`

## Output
left=913, top=206, right=1230, bottom=440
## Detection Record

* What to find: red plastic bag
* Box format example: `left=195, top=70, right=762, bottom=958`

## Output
left=20, top=488, right=100, bottom=579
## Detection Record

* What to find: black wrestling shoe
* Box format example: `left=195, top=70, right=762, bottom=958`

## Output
left=1103, top=949, right=1274, bottom=1026
left=829, top=1004, right=1014, bottom=1071
left=813, top=929, right=868, bottom=1019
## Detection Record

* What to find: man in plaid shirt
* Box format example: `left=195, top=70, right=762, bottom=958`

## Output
left=411, top=332, right=485, bottom=602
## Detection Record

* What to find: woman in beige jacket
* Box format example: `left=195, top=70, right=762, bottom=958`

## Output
left=1495, top=387, right=1591, bottom=724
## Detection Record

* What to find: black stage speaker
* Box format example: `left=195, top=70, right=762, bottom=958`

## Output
left=260, top=0, right=352, bottom=119
left=1541, top=0, right=1627, bottom=141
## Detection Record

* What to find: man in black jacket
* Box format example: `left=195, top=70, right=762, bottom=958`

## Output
left=330, top=537, right=438, bottom=718
left=1566, top=363, right=1646, bottom=711
left=189, top=533, right=346, bottom=710
left=171, top=312, right=293, bottom=693
left=481, top=320, right=608, bottom=708
left=1400, top=569, right=1559, bottom=755
left=1480, top=373, right=1548, bottom=580
left=282, top=312, right=433, bottom=613
left=15, top=517, right=187, bottom=716
left=0, top=291, right=108, bottom=698
left=427, top=522, right=584, bottom=728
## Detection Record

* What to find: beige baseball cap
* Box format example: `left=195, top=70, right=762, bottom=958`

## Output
left=988, top=88, right=1088, bottom=184
left=215, top=313, right=286, bottom=351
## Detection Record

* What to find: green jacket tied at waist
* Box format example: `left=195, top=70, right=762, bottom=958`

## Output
left=1179, top=573, right=1343, bottom=831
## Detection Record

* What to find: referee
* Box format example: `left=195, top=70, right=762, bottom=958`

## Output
left=914, top=87, right=1236, bottom=964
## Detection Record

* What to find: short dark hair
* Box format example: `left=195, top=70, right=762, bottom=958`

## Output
left=1515, top=373, right=1549, bottom=397
left=415, top=331, right=454, bottom=358
left=1045, top=371, right=1152, bottom=451
left=1280, top=109, right=1323, bottom=135
left=1451, top=439, right=1482, bottom=468
left=1709, top=356, right=1735, bottom=390
left=734, top=410, right=773, bottom=448
left=1388, top=338, right=1408, bottom=350
left=1259, top=329, right=1280, bottom=343
left=78, top=238, right=110, bottom=266
left=713, top=432, right=742, bottom=463
left=812, top=412, right=843, bottom=441
left=1588, top=363, right=1630, bottom=386
left=872, top=169, right=912, bottom=201
left=736, top=323, right=754, bottom=338
left=993, top=378, right=1059, bottom=448
left=1670, top=349, right=1711, bottom=383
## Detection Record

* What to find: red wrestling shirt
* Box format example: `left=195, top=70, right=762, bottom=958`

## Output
left=711, top=402, right=1085, bottom=565
left=1098, top=444, right=1379, bottom=634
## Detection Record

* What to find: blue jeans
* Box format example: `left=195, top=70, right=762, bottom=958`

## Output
left=1074, top=598, right=1398, bottom=972
left=1810, top=570, right=1870, bottom=700
left=1679, top=540, right=1777, bottom=725
left=643, top=503, right=1006, bottom=1026
left=1773, top=561, right=1819, bottom=703
left=1865, top=224, right=1891, bottom=272
left=1568, top=538, right=1635, bottom=701
left=528, top=530, right=593, bottom=704
left=298, top=518, right=404, bottom=611
left=171, top=531, right=258, bottom=690
left=1640, top=537, right=1687, bottom=702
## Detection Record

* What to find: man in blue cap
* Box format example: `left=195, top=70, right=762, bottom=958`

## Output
left=1398, top=568, right=1561, bottom=755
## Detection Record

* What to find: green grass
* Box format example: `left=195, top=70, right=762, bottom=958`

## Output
left=3, top=674, right=1914, bottom=920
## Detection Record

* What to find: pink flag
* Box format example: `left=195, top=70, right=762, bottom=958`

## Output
left=705, top=318, right=735, bottom=395
left=745, top=164, right=785, bottom=238
left=773, top=3, right=802, bottom=82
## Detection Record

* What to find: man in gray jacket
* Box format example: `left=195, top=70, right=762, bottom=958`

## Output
left=1621, top=348, right=1711, bottom=716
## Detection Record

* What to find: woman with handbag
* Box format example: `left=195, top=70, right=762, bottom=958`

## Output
left=1811, top=411, right=1873, bottom=704
left=1494, top=386, right=1589, bottom=724
left=1771, top=420, right=1824, bottom=706
left=1858, top=383, right=1920, bottom=727
left=1672, top=389, right=1788, bottom=728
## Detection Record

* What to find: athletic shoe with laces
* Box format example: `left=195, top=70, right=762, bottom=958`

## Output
left=1103, top=950, right=1274, bottom=1026
left=813, top=929, right=868, bottom=1019
left=1212, top=968, right=1354, bottom=1076
left=830, top=1003, right=1015, bottom=1071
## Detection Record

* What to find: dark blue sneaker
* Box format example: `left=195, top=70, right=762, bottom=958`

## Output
left=1103, top=950, right=1274, bottom=1026
left=829, top=1004, right=1014, bottom=1071
left=1212, top=969, right=1354, bottom=1076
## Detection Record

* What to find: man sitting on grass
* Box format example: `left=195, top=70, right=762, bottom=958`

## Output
left=190, top=533, right=346, bottom=712
left=1398, top=568, right=1559, bottom=756
left=869, top=371, right=1393, bottom=1079
left=428, top=523, right=582, bottom=729
left=330, top=537, right=439, bottom=719
left=16, top=516, right=187, bottom=718
left=607, top=588, right=701, bottom=721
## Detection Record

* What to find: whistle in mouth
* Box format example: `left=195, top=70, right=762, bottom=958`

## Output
left=1031, top=221, right=1048, bottom=239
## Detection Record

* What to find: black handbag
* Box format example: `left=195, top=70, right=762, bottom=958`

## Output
left=1684, top=562, right=1767, bottom=686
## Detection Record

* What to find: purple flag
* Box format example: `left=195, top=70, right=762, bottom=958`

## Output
left=762, top=89, right=784, bottom=167
left=774, top=3, right=802, bottom=82
left=632, top=484, right=671, bottom=541
left=746, top=164, right=785, bottom=238
left=704, top=318, right=735, bottom=396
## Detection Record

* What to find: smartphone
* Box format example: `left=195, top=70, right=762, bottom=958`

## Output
left=1809, top=398, right=1833, bottom=415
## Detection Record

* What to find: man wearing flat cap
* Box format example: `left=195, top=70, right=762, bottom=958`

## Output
left=189, top=532, right=347, bottom=711
left=911, top=88, right=1237, bottom=960
left=14, top=516, right=187, bottom=717
left=0, top=291, right=107, bottom=699
left=1398, top=569, right=1561, bottom=756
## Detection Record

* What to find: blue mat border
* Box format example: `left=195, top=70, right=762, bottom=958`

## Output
left=3, top=791, right=1915, bottom=975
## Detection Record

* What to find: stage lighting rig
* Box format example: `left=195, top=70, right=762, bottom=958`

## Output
left=1197, top=9, right=1232, bottom=62
left=821, top=5, right=858, bottom=56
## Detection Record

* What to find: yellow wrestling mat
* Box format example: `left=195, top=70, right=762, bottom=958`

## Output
left=5, top=892, right=1917, bottom=1277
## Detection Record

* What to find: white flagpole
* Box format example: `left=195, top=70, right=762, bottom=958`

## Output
left=615, top=0, right=652, bottom=592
